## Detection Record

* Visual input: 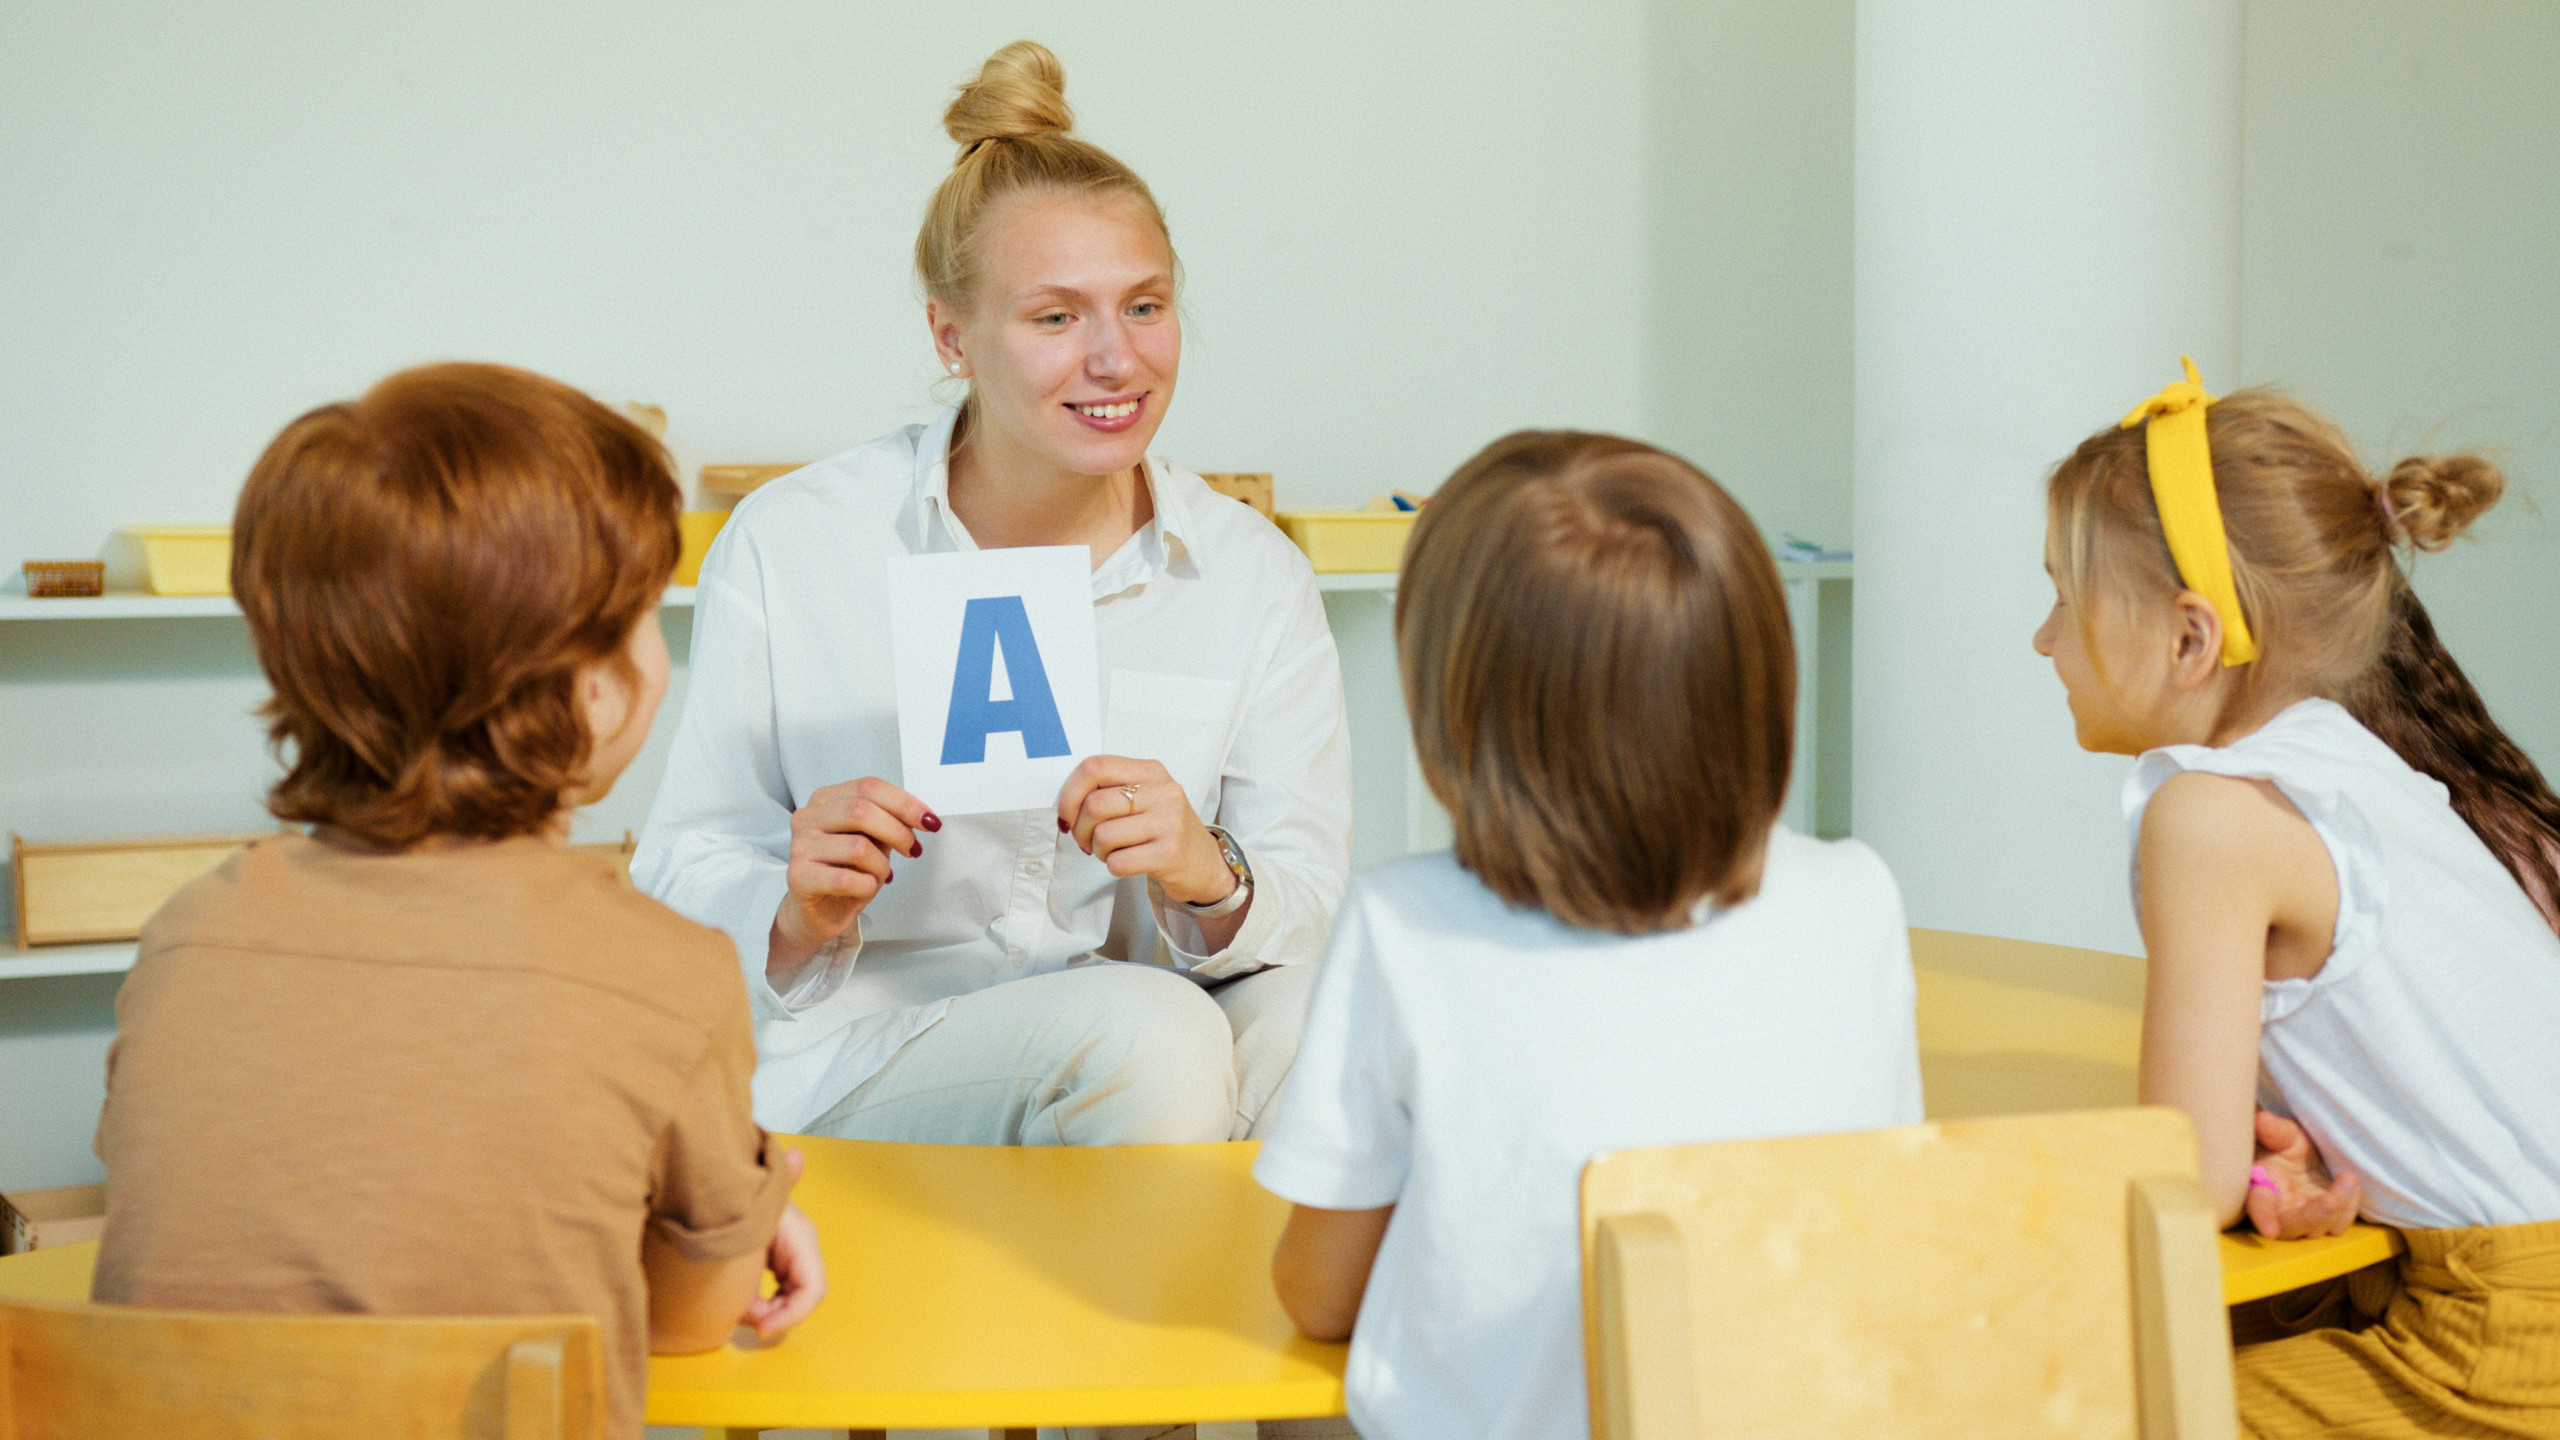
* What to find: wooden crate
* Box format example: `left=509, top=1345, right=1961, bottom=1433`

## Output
left=1197, top=472, right=1275, bottom=518
left=11, top=832, right=273, bottom=948
left=571, top=831, right=636, bottom=867
left=22, top=560, right=105, bottom=598
left=1, top=1185, right=106, bottom=1254
left=698, top=464, right=805, bottom=504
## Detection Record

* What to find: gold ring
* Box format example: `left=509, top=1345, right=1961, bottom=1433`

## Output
left=1120, top=783, right=1142, bottom=815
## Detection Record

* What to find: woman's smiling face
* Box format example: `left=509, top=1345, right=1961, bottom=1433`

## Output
left=936, top=189, right=1180, bottom=478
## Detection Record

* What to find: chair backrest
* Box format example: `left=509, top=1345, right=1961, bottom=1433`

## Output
left=0, top=1297, right=605, bottom=1440
left=1581, top=1107, right=2235, bottom=1440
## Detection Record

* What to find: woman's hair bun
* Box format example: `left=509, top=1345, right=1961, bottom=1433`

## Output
left=944, top=40, right=1074, bottom=154
left=2382, top=452, right=2504, bottom=551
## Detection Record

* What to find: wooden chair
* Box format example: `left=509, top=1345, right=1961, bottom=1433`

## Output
left=1581, top=1107, right=2236, bottom=1440
left=0, top=1296, right=604, bottom=1439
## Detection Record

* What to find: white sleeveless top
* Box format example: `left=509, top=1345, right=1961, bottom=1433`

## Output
left=2125, top=698, right=2560, bottom=1230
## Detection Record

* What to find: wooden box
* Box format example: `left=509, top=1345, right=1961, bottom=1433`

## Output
left=698, top=464, right=805, bottom=505
left=1, top=1185, right=105, bottom=1254
left=23, top=560, right=106, bottom=598
left=571, top=832, right=637, bottom=867
left=1274, top=511, right=1417, bottom=573
left=11, top=832, right=271, bottom=948
left=1197, top=472, right=1275, bottom=518
left=122, top=526, right=234, bottom=596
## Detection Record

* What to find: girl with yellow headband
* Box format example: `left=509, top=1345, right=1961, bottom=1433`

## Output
left=2034, top=366, right=2560, bottom=1437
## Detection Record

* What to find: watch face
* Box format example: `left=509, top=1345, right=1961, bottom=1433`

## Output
left=1213, top=829, right=1249, bottom=879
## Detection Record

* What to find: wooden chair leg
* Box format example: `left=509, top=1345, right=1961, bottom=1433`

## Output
left=1593, top=1210, right=1696, bottom=1440
left=2129, top=1174, right=2240, bottom=1440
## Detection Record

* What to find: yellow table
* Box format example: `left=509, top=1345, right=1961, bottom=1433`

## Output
left=0, top=932, right=2408, bottom=1427
left=654, top=1137, right=1345, bottom=1433
left=0, top=1139, right=1345, bottom=1435
left=1913, top=926, right=2406, bottom=1305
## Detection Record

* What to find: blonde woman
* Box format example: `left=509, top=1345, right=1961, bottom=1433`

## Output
left=637, top=43, right=1351, bottom=1154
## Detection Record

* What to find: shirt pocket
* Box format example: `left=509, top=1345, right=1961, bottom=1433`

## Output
left=1104, top=669, right=1242, bottom=820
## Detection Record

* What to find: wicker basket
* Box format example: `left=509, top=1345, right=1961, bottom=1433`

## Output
left=22, top=560, right=105, bottom=598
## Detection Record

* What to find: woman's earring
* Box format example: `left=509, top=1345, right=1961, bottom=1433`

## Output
left=948, top=361, right=962, bottom=375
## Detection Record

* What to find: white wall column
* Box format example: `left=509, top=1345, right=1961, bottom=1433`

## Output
left=1853, top=1, right=2242, bottom=952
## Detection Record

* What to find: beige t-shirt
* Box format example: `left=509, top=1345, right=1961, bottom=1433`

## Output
left=92, top=832, right=793, bottom=1440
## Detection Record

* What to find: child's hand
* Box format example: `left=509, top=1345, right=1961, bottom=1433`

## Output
left=2243, top=1110, right=2363, bottom=1239
left=746, top=1150, right=826, bottom=1339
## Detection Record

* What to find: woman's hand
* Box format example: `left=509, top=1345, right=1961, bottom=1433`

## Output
left=770, top=777, right=939, bottom=978
left=1057, top=756, right=1235, bottom=905
left=2243, top=1109, right=2363, bottom=1239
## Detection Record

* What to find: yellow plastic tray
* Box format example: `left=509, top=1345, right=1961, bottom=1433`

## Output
left=124, top=526, right=232, bottom=596
left=675, top=510, right=727, bottom=587
left=1274, top=511, right=1415, bottom=574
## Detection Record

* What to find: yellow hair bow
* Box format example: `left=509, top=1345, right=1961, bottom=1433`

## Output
left=2119, top=356, right=2258, bottom=666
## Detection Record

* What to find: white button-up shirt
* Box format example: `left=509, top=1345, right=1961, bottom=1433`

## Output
left=634, top=408, right=1354, bottom=1132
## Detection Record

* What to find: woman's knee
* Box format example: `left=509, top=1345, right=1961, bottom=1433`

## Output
left=1032, top=964, right=1237, bottom=1145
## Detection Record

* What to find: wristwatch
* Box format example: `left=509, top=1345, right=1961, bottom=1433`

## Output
left=1185, top=825, right=1254, bottom=919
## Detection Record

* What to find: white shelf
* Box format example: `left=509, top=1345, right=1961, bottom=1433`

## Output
left=1315, top=561, right=1847, bottom=593
left=1313, top=571, right=1397, bottom=592
left=0, top=941, right=138, bottom=981
left=3, top=566, right=1829, bottom=620
left=1778, top=559, right=1853, bottom=581
left=0, top=585, right=699, bottom=622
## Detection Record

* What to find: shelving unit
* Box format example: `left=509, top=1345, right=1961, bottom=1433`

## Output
left=0, top=586, right=698, bottom=622
left=1312, top=571, right=1396, bottom=593
left=0, top=555, right=1849, bottom=1192
left=0, top=942, right=137, bottom=982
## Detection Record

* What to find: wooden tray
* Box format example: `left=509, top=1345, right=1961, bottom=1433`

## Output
left=10, top=832, right=276, bottom=948
left=699, top=464, right=805, bottom=503
left=1197, top=472, right=1275, bottom=518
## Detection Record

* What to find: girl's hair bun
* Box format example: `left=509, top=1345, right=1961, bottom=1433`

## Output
left=944, top=40, right=1074, bottom=155
left=2382, top=452, right=2505, bottom=551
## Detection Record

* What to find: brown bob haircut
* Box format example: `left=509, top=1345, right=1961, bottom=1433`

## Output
left=232, top=362, right=681, bottom=850
left=1397, top=431, right=1795, bottom=934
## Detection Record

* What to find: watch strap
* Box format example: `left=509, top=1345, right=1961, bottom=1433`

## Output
left=1185, top=825, right=1253, bottom=919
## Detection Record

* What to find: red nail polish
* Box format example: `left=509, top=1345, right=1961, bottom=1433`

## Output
left=909, top=841, right=923, bottom=859
left=1057, top=816, right=1070, bottom=833
left=884, top=870, right=895, bottom=884
left=921, top=812, right=943, bottom=833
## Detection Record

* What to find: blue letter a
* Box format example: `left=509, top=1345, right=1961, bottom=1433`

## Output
left=941, top=595, right=1072, bottom=764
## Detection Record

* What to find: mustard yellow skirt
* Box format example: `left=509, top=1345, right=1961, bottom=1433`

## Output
left=2234, top=1217, right=2560, bottom=1438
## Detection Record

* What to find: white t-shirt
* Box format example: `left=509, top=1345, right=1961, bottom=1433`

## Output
left=1254, top=830, right=1923, bottom=1440
left=2125, top=697, right=2560, bottom=1230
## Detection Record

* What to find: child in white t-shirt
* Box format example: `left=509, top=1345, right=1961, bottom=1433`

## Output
left=1253, top=431, right=1923, bottom=1440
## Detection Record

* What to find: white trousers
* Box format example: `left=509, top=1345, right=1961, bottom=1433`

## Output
left=805, top=962, right=1313, bottom=1145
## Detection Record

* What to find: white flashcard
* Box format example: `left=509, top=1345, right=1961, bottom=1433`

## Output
left=886, top=545, right=1100, bottom=816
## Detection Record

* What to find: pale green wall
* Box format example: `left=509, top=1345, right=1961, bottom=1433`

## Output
left=2241, top=1, right=2560, bottom=775
left=1640, top=0, right=2559, bottom=835
left=1642, top=0, right=1855, bottom=551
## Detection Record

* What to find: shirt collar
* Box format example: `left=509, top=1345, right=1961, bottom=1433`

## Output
left=904, top=407, right=1208, bottom=596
